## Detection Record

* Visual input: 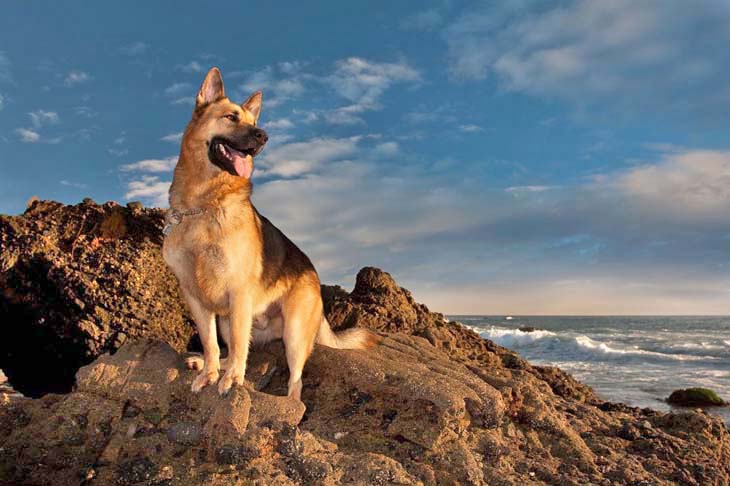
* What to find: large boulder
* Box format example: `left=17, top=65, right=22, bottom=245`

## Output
left=0, top=199, right=194, bottom=397
left=667, top=388, right=728, bottom=407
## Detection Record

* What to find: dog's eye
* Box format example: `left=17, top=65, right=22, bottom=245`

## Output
left=225, top=113, right=238, bottom=122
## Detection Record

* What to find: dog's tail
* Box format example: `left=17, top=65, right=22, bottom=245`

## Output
left=316, top=317, right=380, bottom=350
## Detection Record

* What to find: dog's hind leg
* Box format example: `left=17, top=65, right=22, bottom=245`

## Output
left=252, top=315, right=284, bottom=345
left=281, top=283, right=321, bottom=401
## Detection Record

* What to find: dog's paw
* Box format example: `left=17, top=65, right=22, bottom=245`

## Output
left=191, top=369, right=219, bottom=393
left=218, top=367, right=245, bottom=396
left=185, top=355, right=204, bottom=371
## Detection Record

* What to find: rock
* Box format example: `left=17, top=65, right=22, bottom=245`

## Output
left=0, top=333, right=727, bottom=485
left=126, top=201, right=144, bottom=212
left=618, top=421, right=642, bottom=440
left=1, top=200, right=730, bottom=485
left=667, top=388, right=728, bottom=407
left=166, top=422, right=202, bottom=446
left=0, top=200, right=194, bottom=396
left=323, top=267, right=597, bottom=403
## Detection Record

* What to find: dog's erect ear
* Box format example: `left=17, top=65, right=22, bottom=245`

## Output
left=241, top=91, right=262, bottom=124
left=196, top=67, right=225, bottom=107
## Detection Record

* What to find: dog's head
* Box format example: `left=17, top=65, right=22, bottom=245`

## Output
left=182, top=67, right=267, bottom=180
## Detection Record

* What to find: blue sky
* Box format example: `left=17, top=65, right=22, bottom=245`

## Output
left=2, top=1, right=730, bottom=314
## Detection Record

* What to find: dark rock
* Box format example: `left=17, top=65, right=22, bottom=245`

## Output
left=117, top=457, right=158, bottom=485
left=618, top=422, right=642, bottom=440
left=518, top=326, right=541, bottom=333
left=215, top=444, right=245, bottom=465
left=667, top=388, right=727, bottom=407
left=126, top=201, right=144, bottom=212
left=0, top=200, right=194, bottom=397
left=166, top=422, right=202, bottom=446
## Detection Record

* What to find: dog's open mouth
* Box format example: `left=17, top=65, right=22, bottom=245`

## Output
left=208, top=137, right=257, bottom=178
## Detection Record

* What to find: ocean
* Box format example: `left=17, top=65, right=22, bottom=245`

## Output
left=451, top=316, right=730, bottom=424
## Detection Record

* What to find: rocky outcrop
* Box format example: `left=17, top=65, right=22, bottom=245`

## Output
left=1, top=200, right=729, bottom=485
left=0, top=199, right=194, bottom=397
left=323, top=267, right=597, bottom=404
left=667, top=388, right=728, bottom=407
left=2, top=334, right=729, bottom=485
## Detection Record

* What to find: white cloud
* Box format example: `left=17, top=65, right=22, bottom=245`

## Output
left=121, top=154, right=178, bottom=206
left=231, top=57, right=420, bottom=127
left=458, top=124, right=483, bottom=133
left=14, top=127, right=62, bottom=144
left=29, top=110, right=59, bottom=128
left=165, top=82, right=193, bottom=97
left=326, top=57, right=420, bottom=108
left=161, top=132, right=183, bottom=143
left=15, top=128, right=40, bottom=143
left=64, top=70, right=90, bottom=86
left=120, top=42, right=148, bottom=56
left=74, top=106, right=96, bottom=118
left=253, top=158, right=478, bottom=276
left=121, top=156, right=178, bottom=173
left=164, top=82, right=196, bottom=105
left=125, top=175, right=170, bottom=207
left=610, top=149, right=730, bottom=221
left=171, top=97, right=194, bottom=106
left=300, top=112, right=318, bottom=123
left=505, top=185, right=556, bottom=194
left=249, top=140, right=730, bottom=313
left=0, top=94, right=5, bottom=111
left=322, top=104, right=368, bottom=125
left=404, top=105, right=458, bottom=125
left=373, top=141, right=399, bottom=157
left=180, top=61, right=204, bottom=73
left=60, top=180, right=87, bottom=189
left=257, top=136, right=360, bottom=177
left=264, top=118, right=294, bottom=130
left=320, top=58, right=420, bottom=124
left=444, top=1, right=730, bottom=116
left=239, top=62, right=308, bottom=108
left=75, top=127, right=96, bottom=141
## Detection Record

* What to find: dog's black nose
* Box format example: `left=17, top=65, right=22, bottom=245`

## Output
left=252, top=128, right=268, bottom=144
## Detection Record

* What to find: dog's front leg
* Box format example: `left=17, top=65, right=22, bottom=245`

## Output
left=218, top=292, right=253, bottom=395
left=183, top=291, right=220, bottom=392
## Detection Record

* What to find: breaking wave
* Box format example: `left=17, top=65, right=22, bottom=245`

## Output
left=477, top=326, right=719, bottom=363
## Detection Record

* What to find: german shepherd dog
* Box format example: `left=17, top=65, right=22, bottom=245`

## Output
left=163, top=67, right=378, bottom=400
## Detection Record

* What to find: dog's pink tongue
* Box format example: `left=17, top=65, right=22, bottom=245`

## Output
left=230, top=149, right=253, bottom=179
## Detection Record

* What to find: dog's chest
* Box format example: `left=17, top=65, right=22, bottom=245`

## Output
left=164, top=232, right=235, bottom=310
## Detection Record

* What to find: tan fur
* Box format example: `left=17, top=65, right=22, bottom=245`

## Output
left=163, top=67, right=378, bottom=400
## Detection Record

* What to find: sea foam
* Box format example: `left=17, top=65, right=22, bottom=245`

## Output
left=479, top=325, right=716, bottom=363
